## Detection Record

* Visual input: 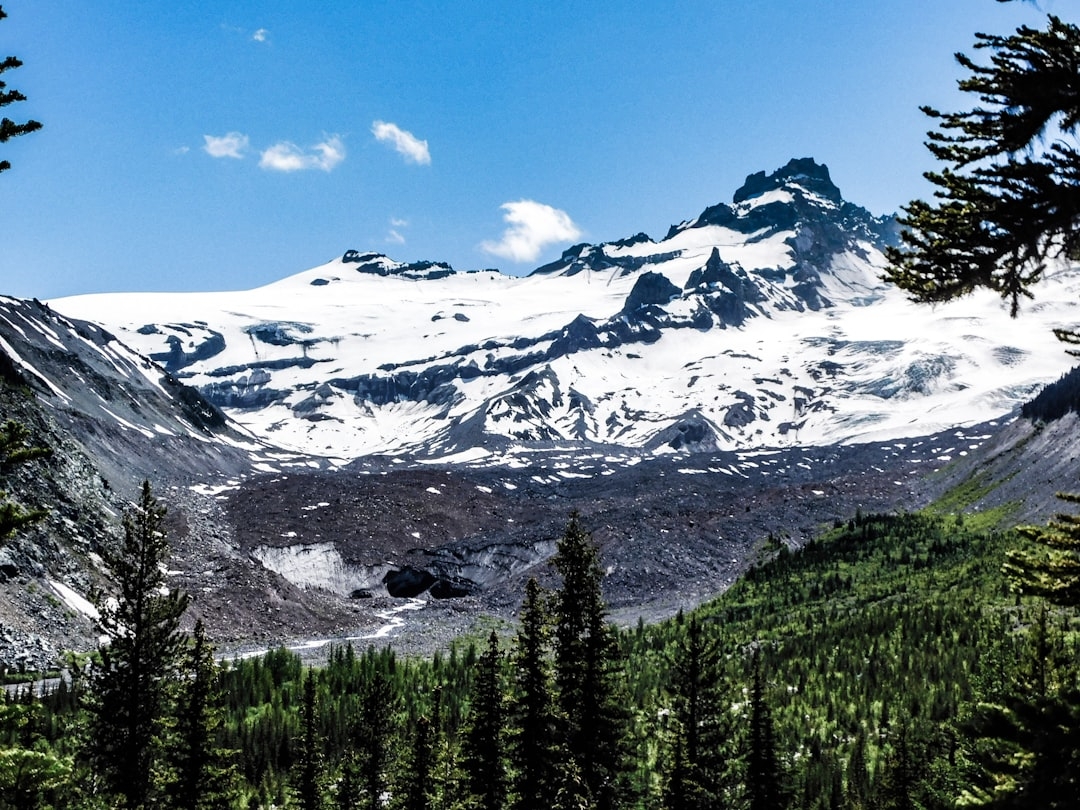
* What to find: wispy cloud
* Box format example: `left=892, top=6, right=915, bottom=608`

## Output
left=220, top=23, right=269, bottom=43
left=259, top=135, right=346, bottom=172
left=371, top=121, right=431, bottom=165
left=203, top=132, right=250, bottom=159
left=480, top=200, right=582, bottom=263
left=386, top=217, right=408, bottom=244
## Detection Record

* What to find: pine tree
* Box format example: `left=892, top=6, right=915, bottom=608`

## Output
left=957, top=690, right=1080, bottom=808
left=745, top=648, right=786, bottom=810
left=881, top=14, right=1080, bottom=802
left=844, top=731, right=871, bottom=809
left=0, top=5, right=42, bottom=174
left=663, top=615, right=728, bottom=809
left=397, top=713, right=435, bottom=810
left=884, top=13, right=1080, bottom=318
left=1007, top=492, right=1080, bottom=606
left=356, top=669, right=397, bottom=810
left=508, top=577, right=559, bottom=810
left=294, top=669, right=326, bottom=810
left=551, top=511, right=630, bottom=810
left=0, top=420, right=49, bottom=542
left=461, top=630, right=507, bottom=810
left=166, top=619, right=237, bottom=810
left=875, top=724, right=918, bottom=810
left=84, top=480, right=190, bottom=809
left=336, top=751, right=362, bottom=810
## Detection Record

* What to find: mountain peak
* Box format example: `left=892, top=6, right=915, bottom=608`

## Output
left=732, top=157, right=841, bottom=205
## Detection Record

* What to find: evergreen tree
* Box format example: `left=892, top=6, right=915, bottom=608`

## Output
left=746, top=648, right=786, bottom=810
left=166, top=619, right=237, bottom=810
left=874, top=724, right=918, bottom=810
left=881, top=13, right=1080, bottom=803
left=844, top=731, right=872, bottom=810
left=84, top=480, right=190, bottom=809
left=957, top=690, right=1080, bottom=809
left=336, top=751, right=362, bottom=810
left=551, top=512, right=630, bottom=810
left=294, top=669, right=326, bottom=810
left=0, top=420, right=49, bottom=542
left=508, top=577, right=559, bottom=810
left=663, top=615, right=728, bottom=810
left=356, top=669, right=397, bottom=810
left=884, top=13, right=1080, bottom=318
left=461, top=631, right=507, bottom=810
left=0, top=5, right=42, bottom=174
left=397, top=713, right=435, bottom=810
left=1007, top=492, right=1080, bottom=605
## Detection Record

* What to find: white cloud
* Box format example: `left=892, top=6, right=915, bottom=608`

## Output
left=252, top=28, right=269, bottom=42
left=386, top=217, right=408, bottom=244
left=259, top=135, right=346, bottom=172
left=371, top=120, right=431, bottom=165
left=203, top=132, right=250, bottom=159
left=480, top=200, right=583, bottom=263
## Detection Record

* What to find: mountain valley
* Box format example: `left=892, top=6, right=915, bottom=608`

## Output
left=2, top=157, right=1078, bottom=667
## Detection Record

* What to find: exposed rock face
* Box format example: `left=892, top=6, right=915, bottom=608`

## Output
left=144, top=325, right=227, bottom=372
left=623, top=272, right=681, bottom=315
left=0, top=296, right=329, bottom=667
left=343, top=251, right=456, bottom=280
left=733, top=157, right=843, bottom=205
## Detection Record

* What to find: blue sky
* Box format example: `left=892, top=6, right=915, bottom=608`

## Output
left=0, top=1, right=1057, bottom=298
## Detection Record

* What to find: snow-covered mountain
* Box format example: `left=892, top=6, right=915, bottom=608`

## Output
left=50, top=158, right=1080, bottom=463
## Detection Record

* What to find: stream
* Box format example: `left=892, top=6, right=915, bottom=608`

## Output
left=3, top=597, right=429, bottom=697
left=225, top=597, right=428, bottom=661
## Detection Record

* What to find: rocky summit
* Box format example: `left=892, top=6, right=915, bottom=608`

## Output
left=2, top=158, right=1078, bottom=662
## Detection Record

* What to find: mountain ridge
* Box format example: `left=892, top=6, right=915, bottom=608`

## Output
left=47, top=157, right=1077, bottom=463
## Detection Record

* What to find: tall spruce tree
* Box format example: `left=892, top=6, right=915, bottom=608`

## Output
left=356, top=669, right=397, bottom=810
left=397, top=712, right=436, bottom=810
left=294, top=669, right=326, bottom=810
left=509, top=576, right=559, bottom=810
left=882, top=13, right=1080, bottom=801
left=84, top=480, right=190, bottom=809
left=461, top=631, right=507, bottom=810
left=551, top=512, right=630, bottom=810
left=0, top=5, right=42, bottom=174
left=165, top=619, right=237, bottom=810
left=745, top=649, right=786, bottom=810
left=663, top=615, right=729, bottom=810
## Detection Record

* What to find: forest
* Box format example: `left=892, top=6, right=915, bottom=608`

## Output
left=1, top=482, right=1078, bottom=809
